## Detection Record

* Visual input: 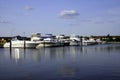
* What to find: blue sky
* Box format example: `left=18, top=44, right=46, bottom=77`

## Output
left=0, top=0, right=120, bottom=36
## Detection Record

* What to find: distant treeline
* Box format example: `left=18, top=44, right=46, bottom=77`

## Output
left=92, top=34, right=120, bottom=42
left=105, top=34, right=120, bottom=42
left=0, top=35, right=30, bottom=42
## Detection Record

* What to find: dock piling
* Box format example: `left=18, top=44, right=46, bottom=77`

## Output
left=24, top=37, right=26, bottom=49
left=10, top=40, right=12, bottom=51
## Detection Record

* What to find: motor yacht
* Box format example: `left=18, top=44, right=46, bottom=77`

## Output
left=69, top=35, right=81, bottom=46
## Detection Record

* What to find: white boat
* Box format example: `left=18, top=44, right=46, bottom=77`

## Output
left=4, top=33, right=42, bottom=48
left=4, top=39, right=40, bottom=48
left=82, top=38, right=97, bottom=46
left=69, top=35, right=81, bottom=46
left=96, top=39, right=105, bottom=44
left=56, top=35, right=70, bottom=46
left=36, top=38, right=61, bottom=48
left=31, top=33, right=42, bottom=41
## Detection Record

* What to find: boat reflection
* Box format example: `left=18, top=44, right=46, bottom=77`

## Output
left=9, top=48, right=25, bottom=63
left=8, top=45, right=120, bottom=63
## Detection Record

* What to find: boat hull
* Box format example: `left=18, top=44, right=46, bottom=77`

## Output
left=4, top=41, right=40, bottom=48
left=36, top=42, right=62, bottom=48
left=82, top=41, right=98, bottom=46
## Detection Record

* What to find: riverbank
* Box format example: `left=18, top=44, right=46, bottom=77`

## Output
left=0, top=43, right=4, bottom=48
left=106, top=42, right=120, bottom=44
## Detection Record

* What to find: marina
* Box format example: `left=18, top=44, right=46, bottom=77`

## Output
left=1, top=0, right=120, bottom=80
left=1, top=34, right=120, bottom=80
left=1, top=33, right=106, bottom=48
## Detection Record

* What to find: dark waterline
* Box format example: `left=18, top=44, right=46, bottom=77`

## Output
left=0, top=44, right=120, bottom=80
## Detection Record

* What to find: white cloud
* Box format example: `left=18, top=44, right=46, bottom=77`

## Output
left=24, top=6, right=33, bottom=11
left=59, top=10, right=80, bottom=19
left=0, top=20, right=11, bottom=24
left=0, top=16, right=11, bottom=24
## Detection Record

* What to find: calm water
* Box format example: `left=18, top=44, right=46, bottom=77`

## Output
left=0, top=44, right=120, bottom=80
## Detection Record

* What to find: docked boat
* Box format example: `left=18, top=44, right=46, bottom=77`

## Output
left=36, top=38, right=61, bottom=48
left=96, top=39, right=104, bottom=44
left=69, top=35, right=81, bottom=46
left=31, top=33, right=42, bottom=41
left=4, top=39, right=40, bottom=48
left=56, top=35, right=70, bottom=46
left=82, top=38, right=98, bottom=46
left=4, top=33, right=41, bottom=48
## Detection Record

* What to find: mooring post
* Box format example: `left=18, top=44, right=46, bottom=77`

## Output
left=43, top=41, right=45, bottom=48
left=80, top=36, right=83, bottom=46
left=24, top=38, right=26, bottom=49
left=23, top=32, right=26, bottom=49
left=10, top=39, right=12, bottom=51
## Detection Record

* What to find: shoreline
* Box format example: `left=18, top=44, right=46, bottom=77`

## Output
left=0, top=43, right=4, bottom=48
left=106, top=42, right=120, bottom=44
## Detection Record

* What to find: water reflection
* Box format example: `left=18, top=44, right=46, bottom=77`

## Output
left=38, top=47, right=66, bottom=61
left=0, top=44, right=120, bottom=80
left=58, top=65, right=79, bottom=77
left=10, top=48, right=25, bottom=63
left=3, top=44, right=120, bottom=63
